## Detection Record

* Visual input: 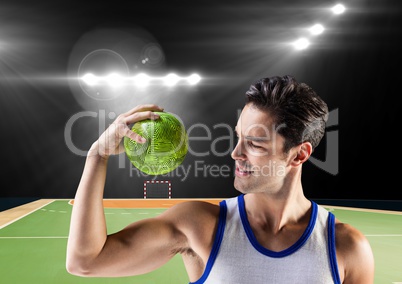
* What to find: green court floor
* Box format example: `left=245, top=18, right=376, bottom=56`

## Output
left=0, top=200, right=401, bottom=283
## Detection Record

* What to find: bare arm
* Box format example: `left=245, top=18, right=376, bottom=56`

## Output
left=66, top=104, right=187, bottom=277
left=335, top=222, right=375, bottom=284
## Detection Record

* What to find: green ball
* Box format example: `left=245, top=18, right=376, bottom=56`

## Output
left=124, top=111, right=188, bottom=175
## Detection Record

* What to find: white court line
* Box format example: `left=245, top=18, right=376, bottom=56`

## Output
left=2, top=234, right=400, bottom=239
left=0, top=200, right=55, bottom=230
left=0, top=236, right=67, bottom=239
left=366, top=234, right=402, bottom=237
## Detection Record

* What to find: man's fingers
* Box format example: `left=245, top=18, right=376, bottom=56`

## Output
left=124, top=110, right=160, bottom=125
left=112, top=104, right=164, bottom=144
left=123, top=104, right=164, bottom=117
left=123, top=110, right=161, bottom=143
left=123, top=126, right=146, bottom=143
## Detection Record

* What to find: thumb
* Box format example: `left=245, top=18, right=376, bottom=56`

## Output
left=125, top=128, right=146, bottom=144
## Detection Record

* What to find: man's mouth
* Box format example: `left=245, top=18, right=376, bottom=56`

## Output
left=235, top=164, right=254, bottom=176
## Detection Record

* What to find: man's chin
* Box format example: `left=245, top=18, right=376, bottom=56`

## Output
left=234, top=178, right=248, bottom=194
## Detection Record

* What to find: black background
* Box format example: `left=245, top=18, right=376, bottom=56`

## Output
left=1, top=0, right=401, bottom=202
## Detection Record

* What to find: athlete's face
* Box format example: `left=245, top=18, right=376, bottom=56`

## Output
left=231, top=104, right=291, bottom=194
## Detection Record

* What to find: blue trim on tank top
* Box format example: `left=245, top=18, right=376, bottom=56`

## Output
left=238, top=194, right=318, bottom=258
left=189, top=200, right=227, bottom=284
left=328, top=212, right=341, bottom=284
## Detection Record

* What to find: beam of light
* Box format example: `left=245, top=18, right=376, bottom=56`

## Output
left=289, top=3, right=346, bottom=51
left=309, top=24, right=325, bottom=36
left=292, top=38, right=310, bottom=50
left=331, top=4, right=345, bottom=15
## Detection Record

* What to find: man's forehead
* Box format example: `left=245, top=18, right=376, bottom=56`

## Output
left=236, top=107, right=275, bottom=133
left=235, top=123, right=274, bottom=138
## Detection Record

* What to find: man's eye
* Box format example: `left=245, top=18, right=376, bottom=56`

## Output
left=247, top=141, right=262, bottom=149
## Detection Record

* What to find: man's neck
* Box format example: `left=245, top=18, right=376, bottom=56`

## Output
left=243, top=191, right=311, bottom=233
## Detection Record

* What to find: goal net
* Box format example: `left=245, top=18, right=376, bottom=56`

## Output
left=143, top=180, right=172, bottom=199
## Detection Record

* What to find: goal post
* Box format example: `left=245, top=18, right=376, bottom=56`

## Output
left=143, top=180, right=172, bottom=199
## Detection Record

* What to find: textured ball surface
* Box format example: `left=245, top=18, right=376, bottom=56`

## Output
left=124, top=112, right=188, bottom=175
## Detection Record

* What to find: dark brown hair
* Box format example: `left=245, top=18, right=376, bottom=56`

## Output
left=245, top=75, right=328, bottom=152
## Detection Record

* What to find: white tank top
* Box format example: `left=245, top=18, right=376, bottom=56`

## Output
left=190, top=194, right=341, bottom=284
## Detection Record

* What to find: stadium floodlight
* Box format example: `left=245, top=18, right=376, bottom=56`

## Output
left=331, top=4, right=345, bottom=15
left=187, top=73, right=201, bottom=85
left=133, top=73, right=150, bottom=87
left=309, top=24, right=325, bottom=36
left=164, top=73, right=180, bottom=86
left=81, top=73, right=99, bottom=86
left=293, top=37, right=310, bottom=50
left=79, top=72, right=202, bottom=87
left=106, top=73, right=124, bottom=88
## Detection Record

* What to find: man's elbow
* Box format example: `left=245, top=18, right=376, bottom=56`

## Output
left=65, top=256, right=96, bottom=277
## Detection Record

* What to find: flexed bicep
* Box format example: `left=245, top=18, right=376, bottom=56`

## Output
left=80, top=217, right=187, bottom=277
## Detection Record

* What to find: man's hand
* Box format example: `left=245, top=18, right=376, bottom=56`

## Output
left=91, top=104, right=164, bottom=158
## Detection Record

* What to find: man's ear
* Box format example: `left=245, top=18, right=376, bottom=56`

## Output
left=291, top=142, right=312, bottom=166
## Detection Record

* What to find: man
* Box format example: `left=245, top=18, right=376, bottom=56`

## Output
left=66, top=75, right=374, bottom=283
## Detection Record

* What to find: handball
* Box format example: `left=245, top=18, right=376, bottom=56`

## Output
left=124, top=111, right=188, bottom=175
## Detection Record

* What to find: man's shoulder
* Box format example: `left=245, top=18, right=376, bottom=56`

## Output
left=334, top=220, right=370, bottom=249
left=164, top=200, right=221, bottom=220
left=172, top=196, right=238, bottom=211
left=334, top=219, right=375, bottom=282
left=162, top=196, right=241, bottom=225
